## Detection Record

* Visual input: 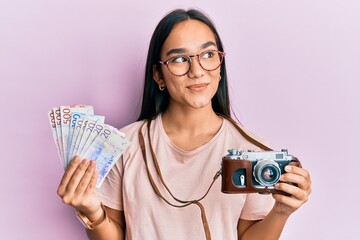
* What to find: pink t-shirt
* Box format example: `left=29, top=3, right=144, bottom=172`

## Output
left=96, top=115, right=275, bottom=240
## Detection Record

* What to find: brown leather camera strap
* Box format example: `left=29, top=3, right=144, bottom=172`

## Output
left=217, top=114, right=273, bottom=151
left=138, top=120, right=220, bottom=240
left=138, top=115, right=271, bottom=240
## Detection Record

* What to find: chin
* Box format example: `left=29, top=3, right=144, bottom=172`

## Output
left=188, top=99, right=212, bottom=109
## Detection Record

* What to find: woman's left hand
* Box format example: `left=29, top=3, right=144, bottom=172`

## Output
left=272, top=165, right=312, bottom=217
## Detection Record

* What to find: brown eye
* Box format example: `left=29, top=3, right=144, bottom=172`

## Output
left=170, top=56, right=189, bottom=63
left=202, top=51, right=216, bottom=59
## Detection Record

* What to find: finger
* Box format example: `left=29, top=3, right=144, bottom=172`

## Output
left=65, top=159, right=91, bottom=194
left=285, top=165, right=311, bottom=181
left=84, top=165, right=99, bottom=196
left=284, top=166, right=311, bottom=188
left=57, top=156, right=81, bottom=196
left=280, top=172, right=310, bottom=190
left=74, top=160, right=96, bottom=196
left=275, top=182, right=309, bottom=202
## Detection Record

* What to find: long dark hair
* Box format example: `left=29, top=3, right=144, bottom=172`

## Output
left=137, top=9, right=230, bottom=121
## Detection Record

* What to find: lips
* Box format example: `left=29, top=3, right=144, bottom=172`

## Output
left=187, top=83, right=209, bottom=91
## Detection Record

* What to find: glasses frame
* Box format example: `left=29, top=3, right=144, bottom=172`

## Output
left=159, top=50, right=226, bottom=76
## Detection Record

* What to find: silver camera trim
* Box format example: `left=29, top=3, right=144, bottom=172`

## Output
left=225, top=149, right=294, bottom=161
left=225, top=149, right=294, bottom=188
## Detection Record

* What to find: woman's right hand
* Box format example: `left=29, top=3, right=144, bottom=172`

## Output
left=57, top=156, right=101, bottom=218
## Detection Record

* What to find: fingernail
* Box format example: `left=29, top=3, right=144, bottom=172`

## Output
left=275, top=183, right=280, bottom=188
left=90, top=160, right=96, bottom=166
left=74, top=156, right=80, bottom=163
left=81, top=160, right=89, bottom=166
left=285, top=166, right=292, bottom=171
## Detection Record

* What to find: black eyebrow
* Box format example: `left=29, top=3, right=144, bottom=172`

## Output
left=165, top=41, right=217, bottom=56
left=201, top=41, right=217, bottom=49
left=166, top=48, right=187, bottom=56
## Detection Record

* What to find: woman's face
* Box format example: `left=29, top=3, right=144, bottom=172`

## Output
left=154, top=19, right=221, bottom=111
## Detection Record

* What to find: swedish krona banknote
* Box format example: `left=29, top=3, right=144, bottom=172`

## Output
left=48, top=105, right=130, bottom=188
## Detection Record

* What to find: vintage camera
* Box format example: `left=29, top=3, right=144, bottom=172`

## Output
left=221, top=149, right=301, bottom=195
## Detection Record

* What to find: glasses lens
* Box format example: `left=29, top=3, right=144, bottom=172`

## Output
left=199, top=50, right=223, bottom=71
left=167, top=56, right=191, bottom=76
left=165, top=51, right=224, bottom=76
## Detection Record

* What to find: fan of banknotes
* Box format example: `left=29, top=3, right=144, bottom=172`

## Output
left=47, top=104, right=130, bottom=188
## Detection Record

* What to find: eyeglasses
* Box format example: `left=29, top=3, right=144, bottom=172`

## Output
left=159, top=50, right=225, bottom=76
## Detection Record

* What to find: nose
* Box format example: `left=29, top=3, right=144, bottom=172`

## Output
left=188, top=54, right=205, bottom=78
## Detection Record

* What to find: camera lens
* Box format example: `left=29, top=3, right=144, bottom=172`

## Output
left=253, top=159, right=281, bottom=187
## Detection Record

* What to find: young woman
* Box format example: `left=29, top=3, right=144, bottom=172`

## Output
left=57, top=9, right=311, bottom=240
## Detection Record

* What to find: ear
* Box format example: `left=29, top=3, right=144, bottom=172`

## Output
left=153, top=64, right=165, bottom=87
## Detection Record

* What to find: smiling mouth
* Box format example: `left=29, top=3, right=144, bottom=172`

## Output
left=187, top=83, right=209, bottom=91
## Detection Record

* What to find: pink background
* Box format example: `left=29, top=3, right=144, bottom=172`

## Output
left=1, top=0, right=359, bottom=239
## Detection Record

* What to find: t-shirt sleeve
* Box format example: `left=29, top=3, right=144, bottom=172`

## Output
left=95, top=157, right=124, bottom=211
left=240, top=193, right=275, bottom=220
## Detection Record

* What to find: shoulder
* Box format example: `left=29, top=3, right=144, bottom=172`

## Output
left=119, top=115, right=164, bottom=137
left=120, top=120, right=145, bottom=134
left=116, top=120, right=146, bottom=153
left=117, top=117, right=162, bottom=159
left=222, top=118, right=271, bottom=151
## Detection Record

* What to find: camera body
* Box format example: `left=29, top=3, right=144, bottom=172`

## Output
left=221, top=149, right=301, bottom=195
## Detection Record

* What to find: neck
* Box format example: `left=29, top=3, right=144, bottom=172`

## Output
left=161, top=104, right=221, bottom=134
